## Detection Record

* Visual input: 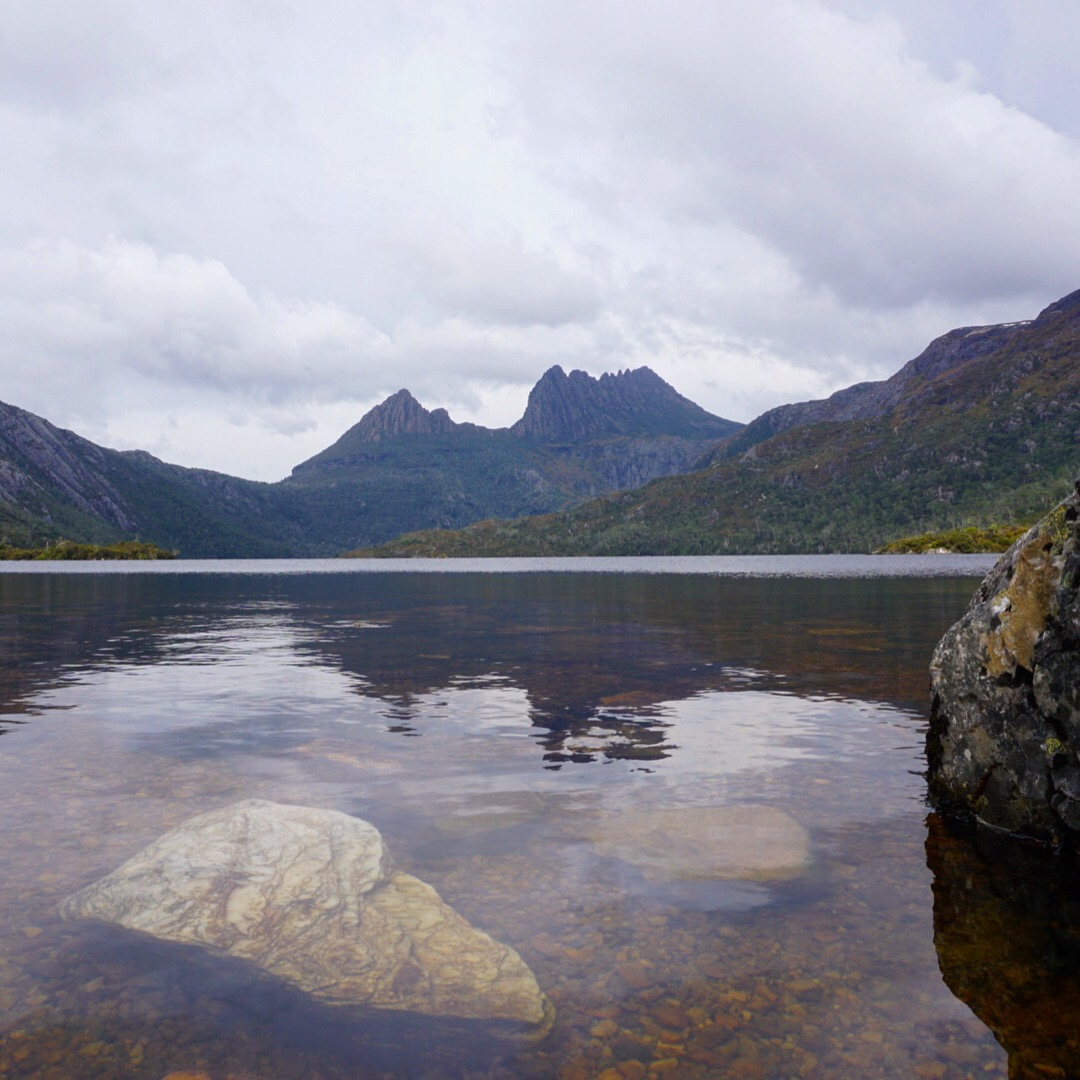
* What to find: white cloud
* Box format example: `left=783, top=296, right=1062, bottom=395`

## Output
left=0, top=0, right=1078, bottom=479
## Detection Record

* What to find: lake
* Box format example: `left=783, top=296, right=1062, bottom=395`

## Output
left=2, top=555, right=1077, bottom=1079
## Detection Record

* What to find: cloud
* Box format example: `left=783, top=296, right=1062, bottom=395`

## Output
left=0, top=0, right=1078, bottom=480
left=494, top=0, right=1080, bottom=309
left=0, top=237, right=389, bottom=400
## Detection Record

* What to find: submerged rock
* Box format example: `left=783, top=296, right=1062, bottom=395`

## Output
left=927, top=479, right=1080, bottom=843
left=59, top=799, right=552, bottom=1030
left=588, top=804, right=811, bottom=882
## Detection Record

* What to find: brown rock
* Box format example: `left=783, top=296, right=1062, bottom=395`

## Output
left=928, top=479, right=1080, bottom=842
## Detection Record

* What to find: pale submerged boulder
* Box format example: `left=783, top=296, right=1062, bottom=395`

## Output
left=60, top=799, right=551, bottom=1030
left=589, top=804, right=811, bottom=882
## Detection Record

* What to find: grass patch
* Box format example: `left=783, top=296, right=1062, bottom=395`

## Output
left=874, top=524, right=1030, bottom=554
left=0, top=539, right=177, bottom=561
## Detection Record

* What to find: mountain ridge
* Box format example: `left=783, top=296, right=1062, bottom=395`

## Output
left=0, top=365, right=741, bottom=555
left=349, top=289, right=1080, bottom=557
left=4, top=288, right=1078, bottom=559
left=295, top=365, right=738, bottom=477
left=705, top=318, right=1027, bottom=465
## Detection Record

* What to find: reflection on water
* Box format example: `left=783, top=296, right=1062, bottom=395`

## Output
left=0, top=565, right=1019, bottom=1077
left=927, top=814, right=1080, bottom=1078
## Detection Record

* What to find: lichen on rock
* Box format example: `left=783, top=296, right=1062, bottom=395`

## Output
left=927, top=478, right=1080, bottom=844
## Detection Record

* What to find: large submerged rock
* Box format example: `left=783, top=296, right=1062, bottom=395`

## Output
left=588, top=804, right=811, bottom=882
left=928, top=480, right=1080, bottom=843
left=59, top=800, right=552, bottom=1031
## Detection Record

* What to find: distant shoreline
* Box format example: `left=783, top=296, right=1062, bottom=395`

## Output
left=0, top=540, right=177, bottom=561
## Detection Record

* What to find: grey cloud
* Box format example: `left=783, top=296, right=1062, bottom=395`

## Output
left=0, top=1, right=143, bottom=112
left=0, top=0, right=1078, bottom=480
left=494, top=1, right=1080, bottom=311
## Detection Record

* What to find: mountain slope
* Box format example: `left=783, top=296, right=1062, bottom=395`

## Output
left=353, top=291, right=1080, bottom=556
left=0, top=401, right=331, bottom=556
left=704, top=319, right=1024, bottom=464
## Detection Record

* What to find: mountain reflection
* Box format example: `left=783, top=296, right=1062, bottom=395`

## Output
left=0, top=570, right=977, bottom=768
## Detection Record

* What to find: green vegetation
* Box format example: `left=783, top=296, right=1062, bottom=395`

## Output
left=874, top=523, right=1031, bottom=554
left=0, top=539, right=176, bottom=561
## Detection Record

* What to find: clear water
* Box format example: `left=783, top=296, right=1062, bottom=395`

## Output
left=1, top=556, right=1073, bottom=1078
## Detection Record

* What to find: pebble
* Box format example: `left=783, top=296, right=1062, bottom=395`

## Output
left=0, top=702, right=1017, bottom=1080
left=590, top=1019, right=619, bottom=1038
left=652, top=1003, right=689, bottom=1029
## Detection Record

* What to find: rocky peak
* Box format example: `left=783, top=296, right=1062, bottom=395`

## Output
left=510, top=365, right=737, bottom=441
left=290, top=389, right=461, bottom=476
left=348, top=389, right=458, bottom=443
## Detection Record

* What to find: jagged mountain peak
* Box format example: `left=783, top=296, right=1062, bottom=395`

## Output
left=291, top=389, right=461, bottom=475
left=510, top=364, right=737, bottom=441
left=350, top=389, right=458, bottom=442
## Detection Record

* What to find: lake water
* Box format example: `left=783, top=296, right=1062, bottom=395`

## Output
left=3, top=555, right=1078, bottom=1079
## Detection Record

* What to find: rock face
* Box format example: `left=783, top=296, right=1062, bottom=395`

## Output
left=510, top=365, right=741, bottom=442
left=313, top=388, right=461, bottom=449
left=927, top=480, right=1080, bottom=843
left=589, top=805, right=811, bottom=882
left=59, top=800, right=552, bottom=1030
left=0, top=399, right=140, bottom=532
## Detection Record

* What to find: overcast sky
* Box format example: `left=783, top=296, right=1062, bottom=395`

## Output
left=4, top=0, right=1080, bottom=481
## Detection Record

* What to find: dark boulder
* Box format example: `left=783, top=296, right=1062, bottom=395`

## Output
left=927, top=478, right=1080, bottom=844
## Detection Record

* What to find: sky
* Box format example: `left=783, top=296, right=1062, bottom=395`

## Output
left=4, top=0, right=1080, bottom=481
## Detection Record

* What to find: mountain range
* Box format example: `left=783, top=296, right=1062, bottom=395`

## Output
left=0, top=365, right=739, bottom=556
left=355, top=289, right=1080, bottom=556
left=3, top=286, right=1078, bottom=558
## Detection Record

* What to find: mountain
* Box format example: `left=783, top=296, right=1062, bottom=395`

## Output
left=0, top=400, right=327, bottom=556
left=274, top=366, right=740, bottom=551
left=0, top=366, right=740, bottom=556
left=352, top=290, right=1080, bottom=556
left=704, top=319, right=1024, bottom=464
left=510, top=365, right=733, bottom=440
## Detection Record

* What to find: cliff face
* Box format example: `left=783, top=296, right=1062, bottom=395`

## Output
left=0, top=401, right=138, bottom=534
left=510, top=366, right=740, bottom=442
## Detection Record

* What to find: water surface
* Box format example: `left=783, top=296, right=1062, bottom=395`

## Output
left=1, top=555, right=1066, bottom=1078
